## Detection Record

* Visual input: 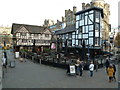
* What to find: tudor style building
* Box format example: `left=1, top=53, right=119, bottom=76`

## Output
left=55, top=7, right=104, bottom=60
left=11, top=23, right=52, bottom=52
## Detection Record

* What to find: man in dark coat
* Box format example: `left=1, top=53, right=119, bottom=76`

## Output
left=105, top=59, right=110, bottom=74
left=112, top=63, right=116, bottom=82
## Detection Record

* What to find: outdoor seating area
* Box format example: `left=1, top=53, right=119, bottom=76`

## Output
left=18, top=49, right=120, bottom=71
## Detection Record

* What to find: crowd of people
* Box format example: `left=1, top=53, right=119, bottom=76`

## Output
left=67, top=57, right=117, bottom=83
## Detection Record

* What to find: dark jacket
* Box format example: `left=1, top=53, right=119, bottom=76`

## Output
left=105, top=60, right=110, bottom=68
left=113, top=64, right=116, bottom=72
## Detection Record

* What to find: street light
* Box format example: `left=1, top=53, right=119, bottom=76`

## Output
left=64, top=39, right=68, bottom=56
left=87, top=44, right=90, bottom=61
left=32, top=39, right=36, bottom=53
left=82, top=40, right=85, bottom=61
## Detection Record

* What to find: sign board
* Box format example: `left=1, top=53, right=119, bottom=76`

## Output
left=15, top=52, right=19, bottom=58
left=70, top=65, right=75, bottom=74
left=51, top=43, right=56, bottom=49
left=10, top=61, right=15, bottom=68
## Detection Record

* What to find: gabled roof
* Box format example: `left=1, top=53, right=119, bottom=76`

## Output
left=75, top=7, right=104, bottom=18
left=55, top=25, right=76, bottom=35
left=11, top=23, right=50, bottom=34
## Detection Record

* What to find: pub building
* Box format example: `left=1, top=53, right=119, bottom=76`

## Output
left=11, top=23, right=52, bottom=53
left=55, top=7, right=104, bottom=61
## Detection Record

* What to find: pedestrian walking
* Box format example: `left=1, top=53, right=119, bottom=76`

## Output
left=79, top=61, right=83, bottom=76
left=1, top=57, right=7, bottom=78
left=2, top=57, right=7, bottom=69
left=75, top=58, right=80, bottom=76
left=112, top=63, right=116, bottom=82
left=89, top=61, right=94, bottom=77
left=105, top=58, right=110, bottom=74
left=107, top=65, right=114, bottom=82
left=94, top=60, right=99, bottom=72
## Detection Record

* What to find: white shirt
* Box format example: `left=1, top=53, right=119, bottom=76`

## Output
left=89, top=64, right=94, bottom=71
left=2, top=57, right=6, bottom=65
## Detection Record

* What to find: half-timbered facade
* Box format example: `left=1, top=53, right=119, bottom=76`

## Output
left=55, top=7, right=104, bottom=60
left=11, top=23, right=52, bottom=52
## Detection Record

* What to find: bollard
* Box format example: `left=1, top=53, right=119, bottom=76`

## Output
left=39, top=59, right=41, bottom=64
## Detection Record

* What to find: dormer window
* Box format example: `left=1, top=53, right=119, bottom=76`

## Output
left=21, top=32, right=26, bottom=36
left=45, top=34, right=49, bottom=37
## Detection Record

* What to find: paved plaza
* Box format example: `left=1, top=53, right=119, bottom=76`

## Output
left=1, top=50, right=118, bottom=88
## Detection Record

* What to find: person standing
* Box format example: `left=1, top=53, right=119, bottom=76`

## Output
left=112, top=63, right=116, bottom=82
left=89, top=61, right=94, bottom=77
left=105, top=59, right=110, bottom=74
left=107, top=65, right=114, bottom=82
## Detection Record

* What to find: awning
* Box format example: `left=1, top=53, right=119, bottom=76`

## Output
left=102, top=51, right=113, bottom=55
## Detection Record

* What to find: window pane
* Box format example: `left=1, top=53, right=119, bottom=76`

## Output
left=72, top=39, right=75, bottom=46
left=88, top=14, right=93, bottom=24
left=78, top=34, right=82, bottom=39
left=88, top=14, right=93, bottom=22
left=79, top=26, right=82, bottom=34
left=85, top=16, right=87, bottom=25
left=89, top=38, right=93, bottom=45
left=95, top=31, right=99, bottom=37
left=80, top=20, right=84, bottom=26
left=76, top=15, right=79, bottom=21
left=83, top=26, right=85, bottom=33
left=68, top=33, right=72, bottom=39
left=95, top=11, right=100, bottom=22
left=76, top=34, right=78, bottom=39
left=86, top=26, right=88, bottom=33
left=83, top=34, right=88, bottom=38
left=95, top=38, right=99, bottom=46
left=79, top=40, right=82, bottom=46
left=76, top=30, right=79, bottom=34
left=81, top=14, right=84, bottom=20
left=89, top=32, right=93, bottom=36
left=95, top=24, right=99, bottom=30
left=72, top=34, right=75, bottom=39
left=76, top=21, right=79, bottom=28
left=89, top=25, right=93, bottom=31
left=85, top=40, right=88, bottom=45
left=76, top=40, right=78, bottom=45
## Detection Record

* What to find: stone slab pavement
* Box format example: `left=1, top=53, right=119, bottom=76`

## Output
left=2, top=50, right=118, bottom=88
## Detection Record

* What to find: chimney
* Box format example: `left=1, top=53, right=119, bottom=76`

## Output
left=82, top=3, right=86, bottom=10
left=73, top=6, right=77, bottom=14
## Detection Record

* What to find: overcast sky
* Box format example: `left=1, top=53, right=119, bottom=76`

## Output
left=0, top=0, right=119, bottom=28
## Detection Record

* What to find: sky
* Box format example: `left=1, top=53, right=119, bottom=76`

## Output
left=0, top=0, right=119, bottom=28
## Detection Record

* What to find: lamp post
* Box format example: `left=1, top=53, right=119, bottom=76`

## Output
left=87, top=44, right=90, bottom=61
left=32, top=39, right=36, bottom=53
left=64, top=39, right=67, bottom=56
left=82, top=40, right=85, bottom=61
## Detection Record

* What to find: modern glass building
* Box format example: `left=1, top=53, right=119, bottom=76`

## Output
left=55, top=7, right=104, bottom=60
